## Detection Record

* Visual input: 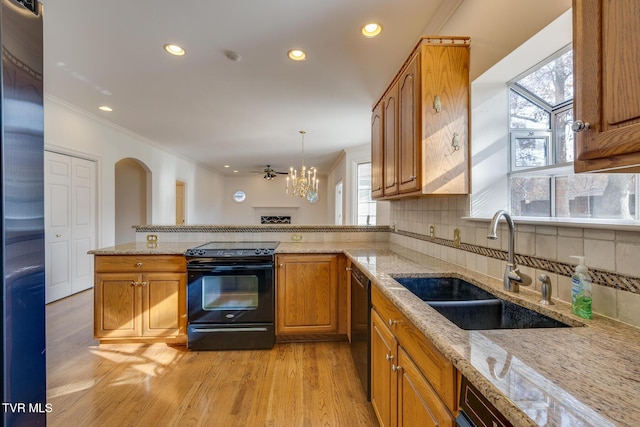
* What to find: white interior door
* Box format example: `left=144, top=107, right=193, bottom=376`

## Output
left=71, top=157, right=96, bottom=294
left=45, top=151, right=96, bottom=303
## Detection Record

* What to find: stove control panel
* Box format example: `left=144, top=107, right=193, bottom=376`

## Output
left=185, top=247, right=276, bottom=257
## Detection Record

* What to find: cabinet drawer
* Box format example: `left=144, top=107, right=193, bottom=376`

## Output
left=95, top=255, right=186, bottom=273
left=372, top=285, right=457, bottom=412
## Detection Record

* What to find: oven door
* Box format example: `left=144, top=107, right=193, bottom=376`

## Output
left=187, top=262, right=274, bottom=325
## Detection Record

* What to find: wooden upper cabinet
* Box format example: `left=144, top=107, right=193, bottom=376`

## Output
left=371, top=102, right=384, bottom=199
left=573, top=0, right=640, bottom=172
left=398, top=53, right=422, bottom=194
left=421, top=42, right=470, bottom=194
left=371, top=36, right=470, bottom=199
left=384, top=85, right=399, bottom=196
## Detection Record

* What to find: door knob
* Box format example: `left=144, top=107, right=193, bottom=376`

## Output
left=572, top=120, right=590, bottom=132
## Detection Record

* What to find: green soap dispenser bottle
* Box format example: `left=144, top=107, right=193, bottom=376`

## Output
left=570, top=255, right=592, bottom=319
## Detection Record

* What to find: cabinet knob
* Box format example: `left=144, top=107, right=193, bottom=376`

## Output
left=278, top=263, right=284, bottom=268
left=56, top=233, right=62, bottom=237
left=131, top=281, right=139, bottom=286
left=391, top=364, right=402, bottom=372
left=346, top=267, right=352, bottom=271
left=409, top=175, right=416, bottom=181
left=135, top=262, right=143, bottom=267
left=388, top=319, right=398, bottom=326
left=140, top=281, right=148, bottom=287
left=572, top=120, right=591, bottom=132
left=385, top=353, right=394, bottom=362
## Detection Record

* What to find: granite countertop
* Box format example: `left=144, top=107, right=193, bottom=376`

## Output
left=89, top=241, right=640, bottom=426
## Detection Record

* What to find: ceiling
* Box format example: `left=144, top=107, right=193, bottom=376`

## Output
left=42, top=0, right=463, bottom=177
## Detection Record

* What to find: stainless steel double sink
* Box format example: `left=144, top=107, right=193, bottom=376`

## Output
left=393, top=276, right=571, bottom=330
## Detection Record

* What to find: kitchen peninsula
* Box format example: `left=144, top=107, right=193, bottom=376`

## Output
left=88, top=225, right=640, bottom=427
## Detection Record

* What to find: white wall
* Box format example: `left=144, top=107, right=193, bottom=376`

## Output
left=114, top=158, right=148, bottom=244
left=216, top=174, right=330, bottom=224
left=44, top=97, right=223, bottom=246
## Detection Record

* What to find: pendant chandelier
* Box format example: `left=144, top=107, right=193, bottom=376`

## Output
left=286, top=130, right=319, bottom=203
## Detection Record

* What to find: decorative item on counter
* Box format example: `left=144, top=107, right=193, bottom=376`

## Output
left=286, top=130, right=319, bottom=203
left=570, top=255, right=592, bottom=319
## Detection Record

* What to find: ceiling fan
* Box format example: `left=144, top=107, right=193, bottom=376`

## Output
left=252, top=165, right=288, bottom=180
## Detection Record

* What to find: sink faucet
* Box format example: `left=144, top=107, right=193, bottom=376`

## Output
left=487, top=210, right=523, bottom=292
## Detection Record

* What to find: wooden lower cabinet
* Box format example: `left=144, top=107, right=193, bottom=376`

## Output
left=275, top=253, right=347, bottom=338
left=94, top=255, right=186, bottom=343
left=371, top=286, right=457, bottom=427
left=371, top=309, right=398, bottom=427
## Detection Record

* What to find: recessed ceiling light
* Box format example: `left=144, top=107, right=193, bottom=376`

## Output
left=164, top=44, right=186, bottom=56
left=233, top=170, right=239, bottom=173
left=224, top=165, right=230, bottom=168
left=98, top=105, right=113, bottom=112
left=287, top=49, right=306, bottom=61
left=361, top=23, right=382, bottom=38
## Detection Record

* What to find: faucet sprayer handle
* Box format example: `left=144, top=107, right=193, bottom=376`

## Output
left=538, top=274, right=554, bottom=305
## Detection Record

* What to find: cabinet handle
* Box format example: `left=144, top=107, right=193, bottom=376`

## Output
left=131, top=281, right=139, bottom=286
left=135, top=262, right=143, bottom=268
left=433, top=95, right=442, bottom=113
left=391, top=364, right=402, bottom=372
left=140, top=281, right=148, bottom=287
left=385, top=354, right=394, bottom=362
left=572, top=120, right=591, bottom=132
left=388, top=319, right=398, bottom=326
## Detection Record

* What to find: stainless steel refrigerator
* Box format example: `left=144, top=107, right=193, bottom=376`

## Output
left=1, top=1, right=46, bottom=425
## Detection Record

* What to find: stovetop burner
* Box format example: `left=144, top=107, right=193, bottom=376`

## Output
left=185, top=241, right=279, bottom=258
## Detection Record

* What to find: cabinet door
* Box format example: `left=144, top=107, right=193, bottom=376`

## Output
left=397, top=347, right=455, bottom=427
left=371, top=102, right=384, bottom=199
left=371, top=309, right=398, bottom=427
left=573, top=0, right=640, bottom=172
left=94, top=272, right=141, bottom=338
left=398, top=54, right=421, bottom=194
left=142, top=272, right=186, bottom=337
left=276, top=254, right=339, bottom=335
left=421, top=43, right=470, bottom=194
left=384, top=85, right=399, bottom=196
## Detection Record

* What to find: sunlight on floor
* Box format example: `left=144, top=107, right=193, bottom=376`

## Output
left=48, top=379, right=98, bottom=399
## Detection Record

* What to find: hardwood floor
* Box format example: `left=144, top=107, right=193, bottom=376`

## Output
left=46, top=290, right=379, bottom=426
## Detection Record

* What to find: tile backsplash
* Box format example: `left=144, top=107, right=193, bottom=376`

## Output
left=390, top=195, right=640, bottom=328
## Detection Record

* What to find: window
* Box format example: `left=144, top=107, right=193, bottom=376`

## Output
left=508, top=47, right=638, bottom=220
left=356, top=162, right=376, bottom=225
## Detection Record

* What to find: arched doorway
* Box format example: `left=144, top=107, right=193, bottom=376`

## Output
left=115, top=158, right=151, bottom=244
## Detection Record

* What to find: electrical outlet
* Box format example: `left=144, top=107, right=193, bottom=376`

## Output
left=429, top=225, right=435, bottom=239
left=146, top=234, right=158, bottom=242
left=291, top=234, right=303, bottom=242
left=453, top=228, right=461, bottom=248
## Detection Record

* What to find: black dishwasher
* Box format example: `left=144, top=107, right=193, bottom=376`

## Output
left=457, top=376, right=512, bottom=427
left=349, top=264, right=371, bottom=400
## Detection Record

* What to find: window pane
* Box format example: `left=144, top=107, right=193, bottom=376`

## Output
left=555, top=174, right=635, bottom=219
left=555, top=108, right=574, bottom=163
left=509, top=90, right=550, bottom=129
left=510, top=176, right=551, bottom=216
left=356, top=162, right=376, bottom=225
left=514, top=50, right=573, bottom=107
left=513, top=135, right=548, bottom=168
